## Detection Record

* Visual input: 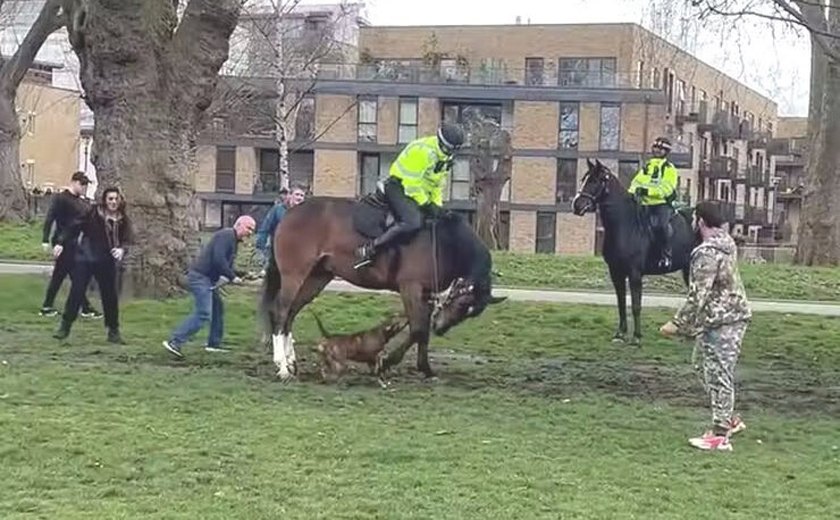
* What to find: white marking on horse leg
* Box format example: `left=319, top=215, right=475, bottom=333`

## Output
left=273, top=333, right=290, bottom=379
left=284, top=333, right=297, bottom=374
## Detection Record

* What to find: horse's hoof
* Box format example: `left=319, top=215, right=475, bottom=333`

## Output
left=611, top=336, right=626, bottom=344
left=629, top=337, right=642, bottom=347
left=275, top=366, right=295, bottom=382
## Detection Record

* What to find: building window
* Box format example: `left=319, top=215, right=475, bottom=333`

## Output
left=558, top=102, right=579, bottom=149
left=558, top=57, right=616, bottom=87
left=651, top=68, right=660, bottom=89
left=599, top=103, right=621, bottom=151
left=449, top=158, right=471, bottom=200
left=556, top=158, right=578, bottom=204
left=618, top=160, right=639, bottom=188
left=357, top=97, right=377, bottom=142
left=442, top=102, right=502, bottom=126
left=636, top=60, right=644, bottom=88
left=676, top=79, right=686, bottom=115
left=498, top=211, right=511, bottom=250
left=360, top=153, right=380, bottom=195
left=215, top=146, right=236, bottom=192
left=535, top=212, right=557, bottom=254
left=398, top=97, right=418, bottom=143
left=294, top=96, right=315, bottom=141
left=525, top=57, right=545, bottom=86
left=289, top=151, right=314, bottom=191
left=258, top=148, right=280, bottom=193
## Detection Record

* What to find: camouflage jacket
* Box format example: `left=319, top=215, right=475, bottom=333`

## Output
left=672, top=229, right=752, bottom=335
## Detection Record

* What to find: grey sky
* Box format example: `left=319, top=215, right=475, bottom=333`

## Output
left=358, top=0, right=810, bottom=117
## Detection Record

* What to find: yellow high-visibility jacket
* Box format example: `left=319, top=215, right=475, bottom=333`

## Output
left=628, top=157, right=679, bottom=206
left=389, top=135, right=451, bottom=206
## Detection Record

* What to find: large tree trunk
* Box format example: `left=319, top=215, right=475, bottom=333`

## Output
left=63, top=0, right=242, bottom=296
left=0, top=0, right=63, bottom=221
left=472, top=151, right=511, bottom=249
left=0, top=94, right=27, bottom=221
left=795, top=2, right=840, bottom=265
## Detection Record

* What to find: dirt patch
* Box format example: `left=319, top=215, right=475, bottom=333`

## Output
left=243, top=348, right=840, bottom=417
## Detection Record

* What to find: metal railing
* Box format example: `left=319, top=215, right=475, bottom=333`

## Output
left=314, top=62, right=647, bottom=89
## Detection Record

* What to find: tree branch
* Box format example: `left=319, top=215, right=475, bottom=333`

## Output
left=0, top=0, right=64, bottom=93
left=169, top=0, right=243, bottom=109
left=785, top=0, right=840, bottom=62
left=289, top=99, right=356, bottom=153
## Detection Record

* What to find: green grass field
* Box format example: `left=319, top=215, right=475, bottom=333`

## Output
left=1, top=274, right=838, bottom=518
left=6, top=220, right=840, bottom=302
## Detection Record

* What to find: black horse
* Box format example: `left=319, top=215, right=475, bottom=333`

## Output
left=572, top=159, right=696, bottom=345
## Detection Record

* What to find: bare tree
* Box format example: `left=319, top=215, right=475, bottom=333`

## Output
left=0, top=0, right=63, bottom=221
left=60, top=0, right=243, bottom=296
left=685, top=0, right=840, bottom=265
left=462, top=112, right=512, bottom=250
left=215, top=0, right=355, bottom=192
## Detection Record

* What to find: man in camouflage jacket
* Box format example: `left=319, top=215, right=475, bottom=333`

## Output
left=660, top=201, right=752, bottom=451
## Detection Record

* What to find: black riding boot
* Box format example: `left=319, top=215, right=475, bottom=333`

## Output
left=354, top=242, right=377, bottom=269
left=658, top=224, right=673, bottom=269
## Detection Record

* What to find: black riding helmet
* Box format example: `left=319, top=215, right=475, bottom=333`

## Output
left=652, top=136, right=672, bottom=153
left=437, top=123, right=465, bottom=154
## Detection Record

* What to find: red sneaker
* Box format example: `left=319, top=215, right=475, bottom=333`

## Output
left=689, top=432, right=733, bottom=451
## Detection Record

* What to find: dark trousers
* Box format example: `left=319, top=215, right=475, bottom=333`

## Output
left=42, top=245, right=93, bottom=312
left=373, top=178, right=424, bottom=250
left=63, top=258, right=119, bottom=330
left=646, top=204, right=674, bottom=247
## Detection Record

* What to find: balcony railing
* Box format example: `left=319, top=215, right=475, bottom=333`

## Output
left=314, top=62, right=647, bottom=89
left=706, top=200, right=736, bottom=222
left=768, top=137, right=809, bottom=157
left=699, top=156, right=738, bottom=179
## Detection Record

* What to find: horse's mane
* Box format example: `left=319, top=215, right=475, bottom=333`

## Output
left=434, top=212, right=492, bottom=288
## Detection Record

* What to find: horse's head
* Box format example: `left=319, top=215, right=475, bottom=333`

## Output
left=431, top=276, right=506, bottom=336
left=572, top=158, right=614, bottom=216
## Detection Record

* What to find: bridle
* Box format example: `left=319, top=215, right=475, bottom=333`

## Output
left=571, top=171, right=608, bottom=215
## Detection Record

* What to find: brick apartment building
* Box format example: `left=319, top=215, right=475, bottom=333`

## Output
left=769, top=117, right=808, bottom=244
left=16, top=62, right=83, bottom=195
left=197, top=21, right=782, bottom=254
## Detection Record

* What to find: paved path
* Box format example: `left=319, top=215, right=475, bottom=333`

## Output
left=3, top=261, right=839, bottom=316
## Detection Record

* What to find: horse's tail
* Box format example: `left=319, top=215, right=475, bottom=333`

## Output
left=260, top=254, right=282, bottom=336
left=309, top=310, right=329, bottom=338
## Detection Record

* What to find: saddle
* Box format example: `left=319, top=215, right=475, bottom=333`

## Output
left=352, top=190, right=396, bottom=239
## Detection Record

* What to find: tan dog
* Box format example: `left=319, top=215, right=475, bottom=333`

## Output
left=311, top=311, right=408, bottom=385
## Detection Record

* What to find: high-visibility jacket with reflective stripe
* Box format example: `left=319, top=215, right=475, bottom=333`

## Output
left=389, top=135, right=450, bottom=207
left=628, top=157, right=679, bottom=206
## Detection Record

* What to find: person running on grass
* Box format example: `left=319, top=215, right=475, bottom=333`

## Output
left=162, top=215, right=256, bottom=358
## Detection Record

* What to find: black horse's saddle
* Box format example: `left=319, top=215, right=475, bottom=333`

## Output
left=352, top=190, right=396, bottom=239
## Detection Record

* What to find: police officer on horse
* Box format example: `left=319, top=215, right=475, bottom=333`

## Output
left=354, top=122, right=466, bottom=269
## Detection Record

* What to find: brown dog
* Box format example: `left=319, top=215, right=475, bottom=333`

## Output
left=311, top=311, right=408, bottom=385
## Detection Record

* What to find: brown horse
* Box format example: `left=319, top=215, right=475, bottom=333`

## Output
left=260, top=195, right=507, bottom=381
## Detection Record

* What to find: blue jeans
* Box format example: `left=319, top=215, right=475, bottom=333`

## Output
left=169, top=270, right=224, bottom=347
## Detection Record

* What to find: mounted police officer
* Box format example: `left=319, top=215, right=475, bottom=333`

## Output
left=628, top=136, right=679, bottom=269
left=354, top=122, right=465, bottom=269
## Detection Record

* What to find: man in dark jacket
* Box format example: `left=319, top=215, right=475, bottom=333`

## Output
left=53, top=187, right=133, bottom=344
left=40, top=171, right=100, bottom=318
left=163, top=215, right=256, bottom=358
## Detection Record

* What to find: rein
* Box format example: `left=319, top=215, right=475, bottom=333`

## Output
left=431, top=219, right=441, bottom=311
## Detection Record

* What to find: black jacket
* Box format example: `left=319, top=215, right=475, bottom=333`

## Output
left=42, top=190, right=91, bottom=246
left=59, top=206, right=133, bottom=263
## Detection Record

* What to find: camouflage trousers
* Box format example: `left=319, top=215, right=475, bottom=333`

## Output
left=692, top=321, right=749, bottom=432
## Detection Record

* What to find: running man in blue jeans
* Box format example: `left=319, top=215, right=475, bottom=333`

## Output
left=163, top=215, right=256, bottom=358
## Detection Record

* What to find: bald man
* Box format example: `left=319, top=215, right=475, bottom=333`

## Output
left=163, top=215, right=256, bottom=358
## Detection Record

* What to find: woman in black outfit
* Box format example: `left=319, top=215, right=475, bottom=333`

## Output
left=53, top=187, right=133, bottom=343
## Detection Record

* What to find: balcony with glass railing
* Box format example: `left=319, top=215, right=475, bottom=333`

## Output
left=314, top=61, right=649, bottom=90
